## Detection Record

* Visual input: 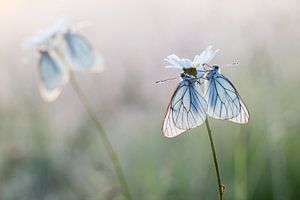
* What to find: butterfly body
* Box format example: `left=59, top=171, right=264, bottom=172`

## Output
left=163, top=73, right=207, bottom=137
left=205, top=65, right=249, bottom=123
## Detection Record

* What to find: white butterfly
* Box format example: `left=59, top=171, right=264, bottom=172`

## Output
left=38, top=50, right=68, bottom=101
left=161, top=46, right=249, bottom=137
left=162, top=47, right=218, bottom=137
left=63, top=30, right=104, bottom=72
left=203, top=65, right=249, bottom=123
left=162, top=73, right=207, bottom=138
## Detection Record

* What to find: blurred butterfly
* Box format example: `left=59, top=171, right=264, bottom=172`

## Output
left=162, top=72, right=208, bottom=138
left=63, top=30, right=104, bottom=72
left=203, top=64, right=249, bottom=123
left=38, top=50, right=69, bottom=101
left=26, top=17, right=105, bottom=102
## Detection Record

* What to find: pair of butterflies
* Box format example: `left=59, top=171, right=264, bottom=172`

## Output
left=26, top=17, right=103, bottom=101
left=162, top=49, right=249, bottom=138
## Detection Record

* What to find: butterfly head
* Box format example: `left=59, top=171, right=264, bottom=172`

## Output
left=212, top=65, right=220, bottom=71
left=180, top=72, right=195, bottom=81
left=204, top=65, right=221, bottom=80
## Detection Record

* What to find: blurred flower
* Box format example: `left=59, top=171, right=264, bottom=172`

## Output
left=25, top=17, right=105, bottom=101
left=24, top=16, right=67, bottom=48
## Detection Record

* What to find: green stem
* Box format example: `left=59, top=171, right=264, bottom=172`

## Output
left=205, top=119, right=224, bottom=200
left=70, top=74, right=132, bottom=200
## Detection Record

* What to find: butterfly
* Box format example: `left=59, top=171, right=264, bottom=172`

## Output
left=63, top=30, right=103, bottom=72
left=38, top=50, right=69, bottom=101
left=27, top=18, right=105, bottom=102
left=162, top=72, right=207, bottom=138
left=161, top=47, right=249, bottom=137
left=203, top=65, right=249, bottom=123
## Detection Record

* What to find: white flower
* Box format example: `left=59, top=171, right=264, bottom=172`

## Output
left=164, top=54, right=193, bottom=69
left=194, top=45, right=219, bottom=66
left=165, top=46, right=219, bottom=71
left=194, top=46, right=219, bottom=78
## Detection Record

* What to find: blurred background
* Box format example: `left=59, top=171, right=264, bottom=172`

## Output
left=0, top=0, right=300, bottom=199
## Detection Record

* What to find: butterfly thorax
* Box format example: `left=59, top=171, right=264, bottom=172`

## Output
left=180, top=72, right=196, bottom=83
left=205, top=65, right=220, bottom=80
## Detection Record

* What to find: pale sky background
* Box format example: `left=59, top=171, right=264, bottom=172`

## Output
left=0, top=0, right=299, bottom=142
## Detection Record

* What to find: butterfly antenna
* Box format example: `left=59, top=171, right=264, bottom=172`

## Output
left=155, top=76, right=179, bottom=84
left=203, top=63, right=212, bottom=70
left=72, top=20, right=93, bottom=31
left=222, top=62, right=239, bottom=68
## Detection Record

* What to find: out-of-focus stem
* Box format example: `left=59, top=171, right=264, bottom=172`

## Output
left=54, top=47, right=132, bottom=200
left=70, top=75, right=132, bottom=200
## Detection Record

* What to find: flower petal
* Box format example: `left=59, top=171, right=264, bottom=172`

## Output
left=164, top=54, right=193, bottom=69
left=24, top=17, right=67, bottom=48
left=193, top=45, right=219, bottom=65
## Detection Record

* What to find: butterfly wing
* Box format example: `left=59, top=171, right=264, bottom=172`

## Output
left=162, top=102, right=186, bottom=138
left=38, top=51, right=68, bottom=101
left=205, top=73, right=249, bottom=123
left=229, top=99, right=250, bottom=123
left=163, top=79, right=207, bottom=138
left=64, top=31, right=103, bottom=72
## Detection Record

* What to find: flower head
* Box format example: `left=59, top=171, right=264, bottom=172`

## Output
left=24, top=16, right=68, bottom=48
left=164, top=54, right=193, bottom=69
left=194, top=46, right=219, bottom=78
left=194, top=45, right=219, bottom=66
left=164, top=46, right=219, bottom=78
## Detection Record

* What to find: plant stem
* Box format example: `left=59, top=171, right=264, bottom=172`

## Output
left=70, top=74, right=132, bottom=200
left=205, top=119, right=224, bottom=200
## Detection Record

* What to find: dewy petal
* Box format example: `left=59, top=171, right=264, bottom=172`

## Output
left=193, top=45, right=219, bottom=65
left=38, top=50, right=69, bottom=101
left=164, top=54, right=193, bottom=69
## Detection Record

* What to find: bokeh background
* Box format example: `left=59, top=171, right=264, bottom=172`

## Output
left=0, top=0, right=300, bottom=199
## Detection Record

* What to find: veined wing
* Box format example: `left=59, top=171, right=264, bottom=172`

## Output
left=162, top=103, right=186, bottom=138
left=38, top=50, right=68, bottom=101
left=229, top=99, right=250, bottom=123
left=205, top=74, right=248, bottom=122
left=163, top=79, right=207, bottom=138
left=64, top=31, right=103, bottom=72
